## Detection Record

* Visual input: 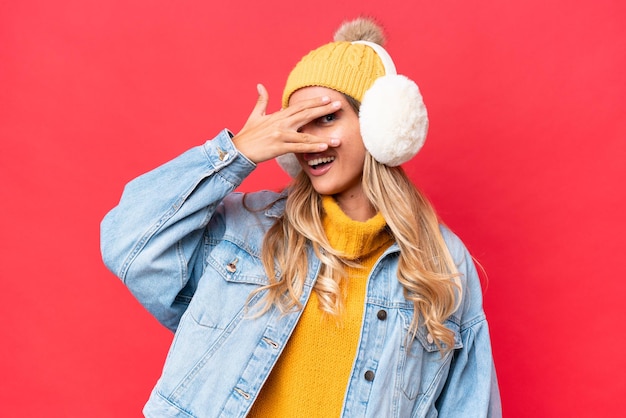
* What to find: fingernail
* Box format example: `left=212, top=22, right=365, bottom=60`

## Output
left=321, top=96, right=331, bottom=103
left=331, top=101, right=341, bottom=108
left=329, top=138, right=340, bottom=146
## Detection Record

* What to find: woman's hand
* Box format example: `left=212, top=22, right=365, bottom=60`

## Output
left=232, top=84, right=341, bottom=164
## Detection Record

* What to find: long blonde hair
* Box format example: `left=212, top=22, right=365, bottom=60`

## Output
left=252, top=99, right=461, bottom=353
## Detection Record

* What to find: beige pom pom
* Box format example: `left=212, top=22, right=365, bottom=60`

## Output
left=333, top=17, right=386, bottom=46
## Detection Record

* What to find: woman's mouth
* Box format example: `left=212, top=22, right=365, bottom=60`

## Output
left=308, top=156, right=335, bottom=170
left=304, top=155, right=335, bottom=175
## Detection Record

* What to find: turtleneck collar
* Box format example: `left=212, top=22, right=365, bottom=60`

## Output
left=321, top=196, right=393, bottom=260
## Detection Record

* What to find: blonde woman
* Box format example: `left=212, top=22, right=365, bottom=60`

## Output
left=101, top=17, right=501, bottom=418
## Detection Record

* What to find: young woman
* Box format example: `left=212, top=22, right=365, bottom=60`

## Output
left=101, top=17, right=501, bottom=417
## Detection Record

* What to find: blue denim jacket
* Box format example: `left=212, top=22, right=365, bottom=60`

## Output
left=101, top=130, right=501, bottom=417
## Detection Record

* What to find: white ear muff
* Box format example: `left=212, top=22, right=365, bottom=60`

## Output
left=359, top=74, right=428, bottom=166
left=353, top=41, right=429, bottom=166
left=275, top=153, right=301, bottom=177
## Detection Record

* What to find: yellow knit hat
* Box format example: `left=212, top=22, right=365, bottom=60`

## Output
left=281, top=41, right=386, bottom=108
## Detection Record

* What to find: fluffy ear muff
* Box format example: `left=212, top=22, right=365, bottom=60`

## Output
left=276, top=153, right=302, bottom=177
left=359, top=74, right=428, bottom=166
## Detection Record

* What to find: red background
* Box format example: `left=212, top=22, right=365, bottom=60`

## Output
left=2, top=0, right=625, bottom=416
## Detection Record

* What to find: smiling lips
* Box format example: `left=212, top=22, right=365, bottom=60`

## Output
left=303, top=154, right=336, bottom=175
left=308, top=156, right=335, bottom=168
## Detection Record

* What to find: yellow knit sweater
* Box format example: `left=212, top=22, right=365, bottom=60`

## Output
left=248, top=196, right=393, bottom=417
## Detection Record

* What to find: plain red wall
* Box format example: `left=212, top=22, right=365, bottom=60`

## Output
left=2, top=0, right=625, bottom=416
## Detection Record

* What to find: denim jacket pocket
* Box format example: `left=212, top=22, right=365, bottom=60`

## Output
left=189, top=240, right=270, bottom=328
left=397, top=309, right=463, bottom=401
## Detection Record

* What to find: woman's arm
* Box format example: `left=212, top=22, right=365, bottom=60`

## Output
left=100, top=130, right=256, bottom=331
left=435, top=228, right=502, bottom=417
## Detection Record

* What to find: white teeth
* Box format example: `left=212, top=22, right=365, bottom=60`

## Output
left=308, top=156, right=335, bottom=166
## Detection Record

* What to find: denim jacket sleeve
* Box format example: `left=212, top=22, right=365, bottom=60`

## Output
left=100, top=130, right=256, bottom=331
left=434, top=227, right=502, bottom=417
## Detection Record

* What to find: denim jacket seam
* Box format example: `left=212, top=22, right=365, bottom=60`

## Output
left=169, top=300, right=256, bottom=403
left=176, top=239, right=190, bottom=290
left=459, top=313, right=486, bottom=332
left=413, top=352, right=454, bottom=415
left=118, top=197, right=185, bottom=281
left=118, top=171, right=222, bottom=281
left=152, top=389, right=197, bottom=417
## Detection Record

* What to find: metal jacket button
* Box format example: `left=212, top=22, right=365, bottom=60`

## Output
left=377, top=309, right=387, bottom=320
left=217, top=147, right=230, bottom=161
left=364, top=370, right=375, bottom=381
left=226, top=258, right=239, bottom=273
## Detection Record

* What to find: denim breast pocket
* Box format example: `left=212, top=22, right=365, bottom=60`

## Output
left=188, top=240, right=270, bottom=328
left=397, top=308, right=463, bottom=401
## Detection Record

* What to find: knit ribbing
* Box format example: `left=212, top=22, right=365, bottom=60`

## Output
left=282, top=41, right=385, bottom=108
left=248, top=197, right=393, bottom=417
left=321, top=195, right=390, bottom=260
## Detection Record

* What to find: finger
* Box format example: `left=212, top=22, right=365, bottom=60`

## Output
left=281, top=94, right=334, bottom=117
left=253, top=83, right=270, bottom=117
left=289, top=99, right=342, bottom=128
left=289, top=136, right=330, bottom=153
left=282, top=132, right=341, bottom=151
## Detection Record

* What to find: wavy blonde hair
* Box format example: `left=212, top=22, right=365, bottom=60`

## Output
left=251, top=100, right=461, bottom=353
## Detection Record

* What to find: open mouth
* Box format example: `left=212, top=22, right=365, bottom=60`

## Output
left=308, top=156, right=335, bottom=170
